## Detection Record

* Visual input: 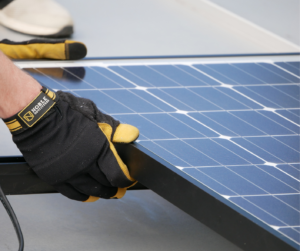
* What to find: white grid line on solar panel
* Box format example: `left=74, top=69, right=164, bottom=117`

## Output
left=35, top=65, right=299, bottom=119
left=271, top=63, right=300, bottom=79
left=94, top=108, right=299, bottom=116
left=114, top=64, right=298, bottom=103
left=203, top=111, right=299, bottom=154
left=107, top=65, right=299, bottom=126
left=182, top=167, right=297, bottom=229
left=228, top=193, right=299, bottom=197
left=152, top=63, right=300, bottom=104
left=135, top=134, right=299, bottom=141
left=177, top=163, right=299, bottom=168
left=128, top=111, right=300, bottom=188
left=188, top=65, right=300, bottom=126
left=182, top=168, right=300, bottom=245
left=38, top=66, right=300, bottom=182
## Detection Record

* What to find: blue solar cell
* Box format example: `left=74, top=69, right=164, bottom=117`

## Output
left=216, top=87, right=263, bottom=109
left=175, top=65, right=221, bottom=86
left=190, top=87, right=253, bottom=110
left=247, top=137, right=299, bottom=163
left=233, top=63, right=295, bottom=84
left=213, top=139, right=264, bottom=164
left=112, top=114, right=174, bottom=140
left=235, top=86, right=300, bottom=108
left=258, top=63, right=300, bottom=83
left=233, top=136, right=299, bottom=163
left=257, top=111, right=299, bottom=134
left=202, top=112, right=267, bottom=136
left=183, top=168, right=236, bottom=195
left=142, top=113, right=205, bottom=138
left=155, top=140, right=219, bottom=166
left=67, top=67, right=123, bottom=89
left=185, top=139, right=258, bottom=165
left=189, top=112, right=238, bottom=136
left=193, top=64, right=238, bottom=85
left=231, top=111, right=295, bottom=135
left=245, top=196, right=300, bottom=225
left=74, top=90, right=133, bottom=114
left=275, top=194, right=300, bottom=210
left=129, top=89, right=175, bottom=112
left=257, top=165, right=299, bottom=191
left=294, top=227, right=300, bottom=233
left=230, top=197, right=287, bottom=226
left=155, top=88, right=221, bottom=111
left=202, top=64, right=264, bottom=85
left=290, top=109, right=300, bottom=116
left=275, top=62, right=300, bottom=76
left=121, top=65, right=180, bottom=87
left=102, top=89, right=167, bottom=113
left=140, top=141, right=191, bottom=167
left=274, top=85, right=300, bottom=100
left=275, top=135, right=300, bottom=152
left=200, top=167, right=266, bottom=195
left=229, top=165, right=297, bottom=194
left=109, top=66, right=153, bottom=87
left=232, top=138, right=284, bottom=163
left=149, top=65, right=209, bottom=86
left=287, top=61, right=300, bottom=69
left=276, top=164, right=300, bottom=180
left=276, top=109, right=300, bottom=124
left=278, top=228, right=300, bottom=243
left=148, top=89, right=195, bottom=111
left=91, top=67, right=135, bottom=88
left=172, top=113, right=219, bottom=137
left=24, top=68, right=66, bottom=90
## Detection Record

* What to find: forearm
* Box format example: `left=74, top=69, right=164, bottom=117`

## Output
left=0, top=51, right=41, bottom=119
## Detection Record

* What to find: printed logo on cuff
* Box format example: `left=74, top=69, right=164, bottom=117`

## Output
left=18, top=92, right=56, bottom=127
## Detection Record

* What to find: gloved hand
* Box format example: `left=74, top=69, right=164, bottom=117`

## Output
left=0, top=39, right=87, bottom=60
left=3, top=87, right=139, bottom=202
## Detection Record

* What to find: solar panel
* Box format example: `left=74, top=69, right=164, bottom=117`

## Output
left=6, top=56, right=300, bottom=250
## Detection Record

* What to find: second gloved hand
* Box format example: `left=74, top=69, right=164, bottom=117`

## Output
left=0, top=39, right=87, bottom=60
left=3, top=88, right=139, bottom=202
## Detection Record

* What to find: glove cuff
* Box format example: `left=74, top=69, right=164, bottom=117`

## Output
left=3, top=86, right=58, bottom=135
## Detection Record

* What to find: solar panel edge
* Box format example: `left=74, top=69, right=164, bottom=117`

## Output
left=115, top=143, right=299, bottom=251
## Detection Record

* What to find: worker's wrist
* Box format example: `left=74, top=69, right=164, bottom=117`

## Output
left=0, top=52, right=42, bottom=119
left=0, top=83, right=41, bottom=119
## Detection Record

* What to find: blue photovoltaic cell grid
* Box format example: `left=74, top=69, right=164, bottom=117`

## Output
left=25, top=61, right=300, bottom=246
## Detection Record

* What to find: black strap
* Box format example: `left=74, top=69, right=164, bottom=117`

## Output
left=3, top=87, right=58, bottom=135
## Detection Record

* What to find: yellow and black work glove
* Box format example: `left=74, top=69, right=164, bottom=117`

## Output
left=0, top=39, right=87, bottom=60
left=3, top=87, right=139, bottom=202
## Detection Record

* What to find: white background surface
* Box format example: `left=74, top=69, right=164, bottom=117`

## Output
left=0, top=0, right=299, bottom=250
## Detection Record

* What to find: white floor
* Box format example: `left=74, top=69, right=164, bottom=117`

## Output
left=0, top=0, right=298, bottom=250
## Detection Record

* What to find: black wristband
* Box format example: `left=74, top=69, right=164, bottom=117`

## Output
left=3, top=87, right=58, bottom=135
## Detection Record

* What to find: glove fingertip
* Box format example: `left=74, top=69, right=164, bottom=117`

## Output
left=111, top=188, right=126, bottom=199
left=84, top=196, right=100, bottom=203
left=113, top=124, right=139, bottom=143
left=65, top=40, right=87, bottom=60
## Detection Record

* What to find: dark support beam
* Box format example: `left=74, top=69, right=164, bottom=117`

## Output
left=0, top=155, right=146, bottom=195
